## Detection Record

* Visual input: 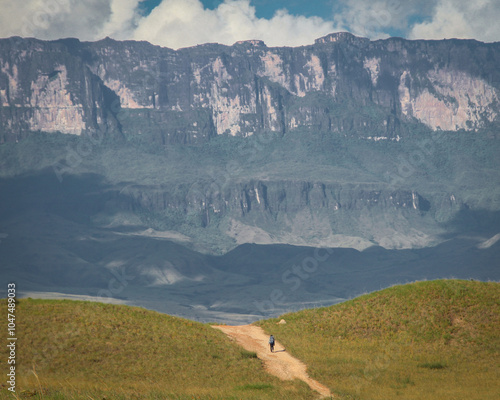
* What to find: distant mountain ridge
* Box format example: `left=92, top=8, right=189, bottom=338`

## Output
left=1, top=32, right=500, bottom=143
left=1, top=33, right=499, bottom=253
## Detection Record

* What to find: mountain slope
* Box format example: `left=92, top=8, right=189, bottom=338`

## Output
left=2, top=177, right=499, bottom=323
left=1, top=34, right=500, bottom=254
left=1, top=280, right=497, bottom=399
left=258, top=279, right=500, bottom=400
left=0, top=298, right=315, bottom=399
left=0, top=161, right=498, bottom=323
left=1, top=128, right=499, bottom=256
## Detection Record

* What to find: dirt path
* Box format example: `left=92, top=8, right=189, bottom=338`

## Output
left=213, top=324, right=332, bottom=398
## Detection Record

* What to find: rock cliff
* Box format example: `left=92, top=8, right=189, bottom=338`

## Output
left=1, top=33, right=499, bottom=143
left=0, top=38, right=121, bottom=141
left=1, top=33, right=499, bottom=253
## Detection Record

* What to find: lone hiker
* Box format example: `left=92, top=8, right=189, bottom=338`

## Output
left=269, top=335, right=275, bottom=352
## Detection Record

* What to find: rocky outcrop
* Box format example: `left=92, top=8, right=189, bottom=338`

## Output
left=122, top=181, right=432, bottom=218
left=398, top=68, right=498, bottom=131
left=115, top=180, right=440, bottom=250
left=0, top=38, right=120, bottom=141
left=1, top=34, right=499, bottom=142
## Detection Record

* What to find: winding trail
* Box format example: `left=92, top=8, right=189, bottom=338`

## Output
left=213, top=324, right=332, bottom=398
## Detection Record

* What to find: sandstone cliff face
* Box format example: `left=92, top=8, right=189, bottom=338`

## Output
left=0, top=38, right=119, bottom=141
left=1, top=34, right=498, bottom=251
left=398, top=68, right=498, bottom=131
left=116, top=180, right=443, bottom=250
left=1, top=34, right=499, bottom=142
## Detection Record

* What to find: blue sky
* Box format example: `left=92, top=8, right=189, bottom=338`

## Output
left=138, top=0, right=413, bottom=37
left=1, top=0, right=499, bottom=48
left=140, top=0, right=335, bottom=19
left=199, top=0, right=333, bottom=19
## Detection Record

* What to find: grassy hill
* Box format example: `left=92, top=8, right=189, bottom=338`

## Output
left=0, top=299, right=314, bottom=399
left=258, top=279, right=500, bottom=400
left=1, top=279, right=498, bottom=399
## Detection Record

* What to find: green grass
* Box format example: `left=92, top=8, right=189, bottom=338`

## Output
left=240, top=350, right=258, bottom=359
left=257, top=279, right=500, bottom=400
left=1, top=280, right=498, bottom=399
left=236, top=383, right=274, bottom=391
left=0, top=299, right=314, bottom=400
left=417, top=362, right=446, bottom=370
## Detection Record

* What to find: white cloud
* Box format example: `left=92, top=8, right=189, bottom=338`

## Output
left=0, top=0, right=143, bottom=41
left=409, top=0, right=500, bottom=42
left=0, top=0, right=499, bottom=47
left=0, top=0, right=338, bottom=48
left=99, top=0, right=142, bottom=40
left=331, top=0, right=500, bottom=42
left=0, top=0, right=112, bottom=40
left=332, top=0, right=436, bottom=39
left=132, top=0, right=337, bottom=48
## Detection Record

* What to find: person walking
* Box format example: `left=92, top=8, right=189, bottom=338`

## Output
left=269, top=335, right=275, bottom=352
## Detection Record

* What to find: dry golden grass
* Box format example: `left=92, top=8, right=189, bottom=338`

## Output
left=0, top=299, right=315, bottom=399
left=2, top=280, right=497, bottom=399
left=258, top=279, right=500, bottom=400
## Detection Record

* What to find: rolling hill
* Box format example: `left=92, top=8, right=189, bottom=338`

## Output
left=1, top=298, right=314, bottom=399
left=2, top=279, right=498, bottom=399
left=258, top=279, right=500, bottom=400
